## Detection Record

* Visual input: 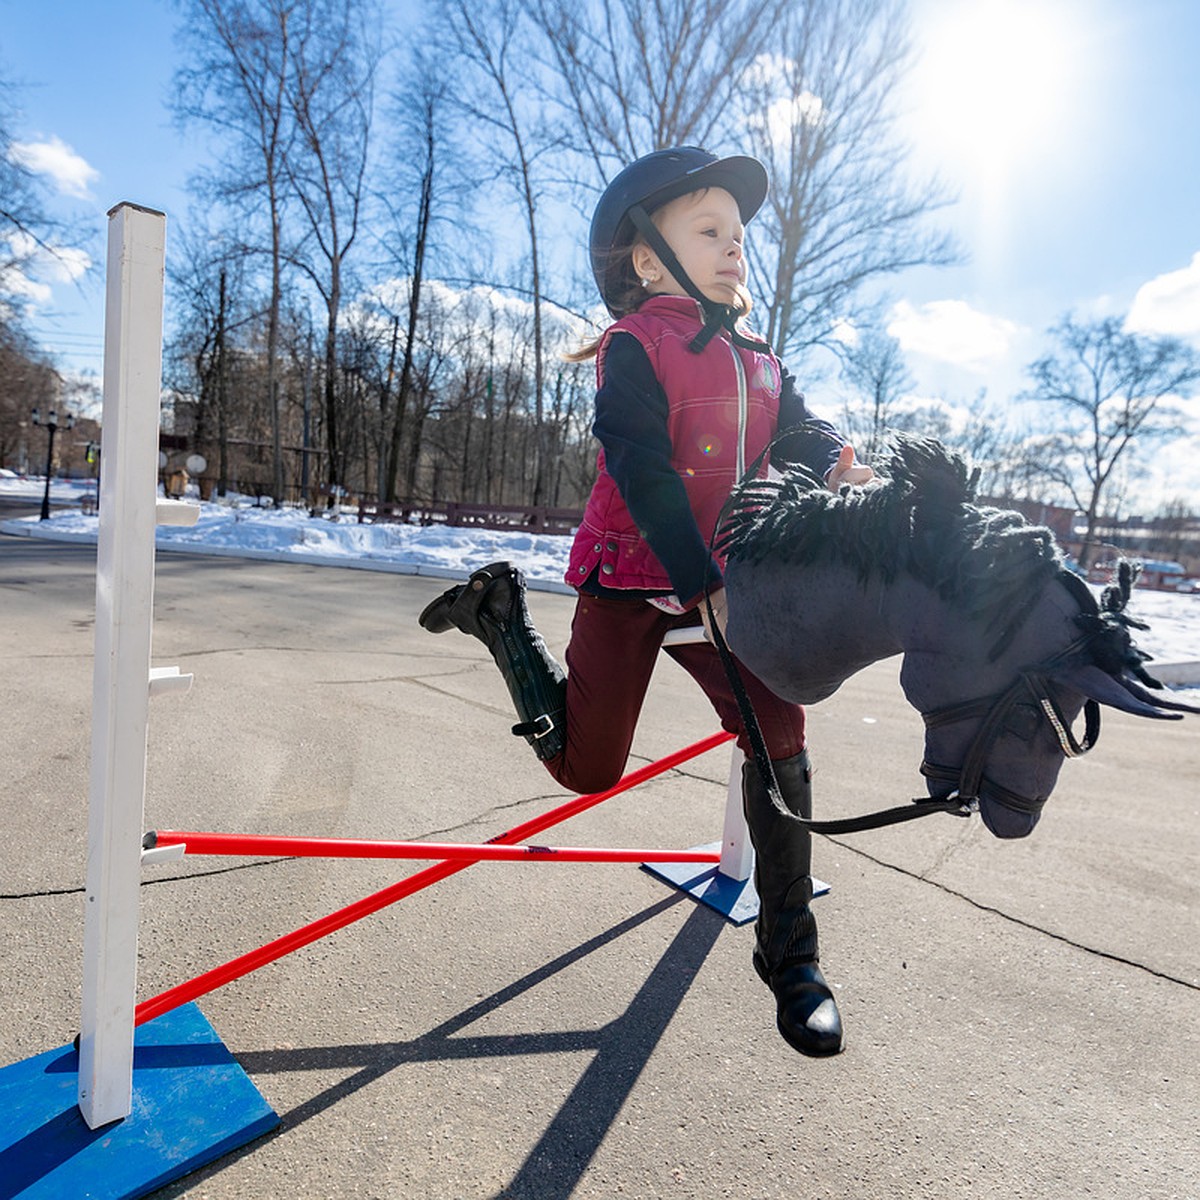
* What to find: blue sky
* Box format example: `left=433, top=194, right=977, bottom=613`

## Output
left=2, top=0, right=1199, bottom=506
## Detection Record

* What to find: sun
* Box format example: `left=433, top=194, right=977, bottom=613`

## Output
left=905, top=0, right=1083, bottom=189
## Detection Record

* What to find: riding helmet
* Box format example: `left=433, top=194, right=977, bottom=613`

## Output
left=589, top=146, right=769, bottom=315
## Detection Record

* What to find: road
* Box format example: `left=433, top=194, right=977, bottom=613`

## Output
left=2, top=533, right=1198, bottom=1199
left=0, top=497, right=45, bottom=520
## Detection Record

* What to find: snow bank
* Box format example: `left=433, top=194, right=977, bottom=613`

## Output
left=3, top=494, right=1196, bottom=685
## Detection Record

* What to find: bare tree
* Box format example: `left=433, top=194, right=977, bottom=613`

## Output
left=165, top=223, right=264, bottom=496
left=401, top=287, right=462, bottom=503
left=913, top=394, right=1053, bottom=504
left=529, top=0, right=954, bottom=367
left=0, top=83, right=63, bottom=464
left=837, top=327, right=912, bottom=460
left=0, top=326, right=58, bottom=469
left=172, top=0, right=296, bottom=504
left=376, top=53, right=459, bottom=504
left=741, top=0, right=956, bottom=361
left=282, top=0, right=381, bottom=500
left=1151, top=497, right=1196, bottom=565
left=530, top=0, right=788, bottom=175
left=1022, top=314, right=1200, bottom=567
left=165, top=229, right=228, bottom=492
left=440, top=0, right=564, bottom=506
left=0, top=91, right=54, bottom=312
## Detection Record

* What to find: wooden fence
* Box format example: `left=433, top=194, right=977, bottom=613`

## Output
left=356, top=499, right=584, bottom=536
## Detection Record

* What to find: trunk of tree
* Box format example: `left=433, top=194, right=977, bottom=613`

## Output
left=267, top=201, right=284, bottom=503
left=323, top=271, right=341, bottom=498
left=385, top=157, right=431, bottom=501
left=301, top=325, right=314, bottom=502
left=216, top=267, right=230, bottom=496
left=377, top=313, right=400, bottom=499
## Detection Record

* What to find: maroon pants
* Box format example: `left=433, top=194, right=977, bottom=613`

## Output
left=544, top=592, right=806, bottom=795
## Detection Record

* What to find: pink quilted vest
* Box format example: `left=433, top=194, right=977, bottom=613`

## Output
left=566, top=296, right=782, bottom=598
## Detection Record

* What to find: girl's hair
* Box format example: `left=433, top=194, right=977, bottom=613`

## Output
left=563, top=237, right=644, bottom=362
left=564, top=196, right=753, bottom=363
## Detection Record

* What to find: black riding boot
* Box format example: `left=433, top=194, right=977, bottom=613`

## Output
left=743, top=751, right=844, bottom=1056
left=418, top=561, right=567, bottom=762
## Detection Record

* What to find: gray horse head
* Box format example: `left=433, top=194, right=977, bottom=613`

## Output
left=720, top=435, right=1198, bottom=840
left=898, top=559, right=1196, bottom=837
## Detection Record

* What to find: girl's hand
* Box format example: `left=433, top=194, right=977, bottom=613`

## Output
left=826, top=443, right=875, bottom=491
left=700, top=587, right=729, bottom=642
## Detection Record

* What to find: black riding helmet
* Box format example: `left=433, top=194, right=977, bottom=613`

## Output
left=590, top=147, right=769, bottom=318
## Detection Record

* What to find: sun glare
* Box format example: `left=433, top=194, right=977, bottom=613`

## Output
left=908, top=0, right=1081, bottom=187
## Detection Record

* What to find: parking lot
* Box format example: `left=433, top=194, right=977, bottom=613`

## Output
left=2, top=535, right=1198, bottom=1199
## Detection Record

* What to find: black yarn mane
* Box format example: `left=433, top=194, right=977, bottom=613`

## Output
left=1074, top=558, right=1168, bottom=689
left=719, top=433, right=1066, bottom=639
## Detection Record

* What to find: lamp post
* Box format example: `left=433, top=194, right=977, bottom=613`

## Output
left=31, top=407, right=75, bottom=521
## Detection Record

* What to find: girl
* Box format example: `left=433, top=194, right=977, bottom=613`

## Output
left=419, top=147, right=874, bottom=1057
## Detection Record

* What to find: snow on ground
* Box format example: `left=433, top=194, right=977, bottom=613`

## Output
left=3, top=475, right=1197, bottom=687
left=0, top=476, right=572, bottom=587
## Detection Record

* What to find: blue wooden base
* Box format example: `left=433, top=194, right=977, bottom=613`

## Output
left=643, top=842, right=829, bottom=925
left=0, top=1002, right=279, bottom=1200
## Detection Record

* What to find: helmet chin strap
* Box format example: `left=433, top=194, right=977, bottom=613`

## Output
left=627, top=204, right=769, bottom=354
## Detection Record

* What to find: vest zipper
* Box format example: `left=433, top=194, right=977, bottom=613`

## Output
left=729, top=336, right=748, bottom=481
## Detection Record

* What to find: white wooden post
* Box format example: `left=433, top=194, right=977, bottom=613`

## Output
left=78, top=203, right=181, bottom=1129
left=718, top=745, right=754, bottom=881
left=660, top=627, right=754, bottom=882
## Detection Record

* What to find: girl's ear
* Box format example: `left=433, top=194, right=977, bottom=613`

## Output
left=630, top=241, right=660, bottom=283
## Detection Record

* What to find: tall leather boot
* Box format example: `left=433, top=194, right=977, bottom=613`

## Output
left=418, top=561, right=567, bottom=761
left=743, top=750, right=844, bottom=1056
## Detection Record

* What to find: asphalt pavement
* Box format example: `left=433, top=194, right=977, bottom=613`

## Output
left=1, top=533, right=1197, bottom=1200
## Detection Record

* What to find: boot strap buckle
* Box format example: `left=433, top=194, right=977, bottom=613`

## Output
left=512, top=713, right=557, bottom=740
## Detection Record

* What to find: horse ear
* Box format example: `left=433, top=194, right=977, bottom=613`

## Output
left=1054, top=663, right=1199, bottom=719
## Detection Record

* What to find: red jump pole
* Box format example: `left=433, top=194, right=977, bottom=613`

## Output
left=148, top=831, right=723, bottom=865
left=135, top=730, right=735, bottom=1026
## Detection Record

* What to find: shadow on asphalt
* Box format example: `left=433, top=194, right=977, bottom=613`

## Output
left=157, top=892, right=725, bottom=1199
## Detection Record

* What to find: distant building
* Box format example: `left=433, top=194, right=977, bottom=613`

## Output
left=983, top=497, right=1200, bottom=583
left=983, top=498, right=1076, bottom=546
left=1089, top=558, right=1188, bottom=590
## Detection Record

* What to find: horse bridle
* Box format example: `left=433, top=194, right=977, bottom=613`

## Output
left=708, top=455, right=1117, bottom=836
left=708, top=575, right=1104, bottom=837
left=919, top=659, right=1102, bottom=821
left=917, top=573, right=1108, bottom=823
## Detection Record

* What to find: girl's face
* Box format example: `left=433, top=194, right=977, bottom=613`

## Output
left=632, top=187, right=746, bottom=307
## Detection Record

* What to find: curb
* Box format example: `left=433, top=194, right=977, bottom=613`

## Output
left=1150, top=660, right=1200, bottom=687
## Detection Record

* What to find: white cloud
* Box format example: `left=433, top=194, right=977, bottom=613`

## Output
left=829, top=317, right=860, bottom=347
left=756, top=90, right=825, bottom=146
left=745, top=54, right=826, bottom=146
left=887, top=298, right=1023, bottom=371
left=6, top=229, right=92, bottom=284
left=1125, top=252, right=1200, bottom=339
left=9, top=135, right=99, bottom=199
left=0, top=230, right=92, bottom=316
left=0, top=264, right=52, bottom=305
left=353, top=276, right=591, bottom=363
left=43, top=243, right=91, bottom=283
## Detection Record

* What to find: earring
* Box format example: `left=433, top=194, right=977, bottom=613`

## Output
left=640, top=277, right=652, bottom=288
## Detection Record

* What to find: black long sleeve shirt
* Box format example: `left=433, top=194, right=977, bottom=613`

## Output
left=585, top=331, right=846, bottom=605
